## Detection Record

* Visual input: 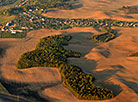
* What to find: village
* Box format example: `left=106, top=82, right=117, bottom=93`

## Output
left=1, top=5, right=138, bottom=35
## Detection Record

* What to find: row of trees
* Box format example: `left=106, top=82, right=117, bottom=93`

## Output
left=0, top=0, right=17, bottom=6
left=0, top=31, right=26, bottom=38
left=17, top=35, right=114, bottom=100
left=0, top=8, right=11, bottom=16
left=23, top=0, right=76, bottom=12
left=90, top=27, right=116, bottom=42
left=129, top=52, right=138, bottom=57
left=0, top=7, right=23, bottom=16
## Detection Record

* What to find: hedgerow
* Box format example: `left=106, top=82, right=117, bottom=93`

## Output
left=129, top=52, right=138, bottom=57
left=17, top=35, right=114, bottom=100
left=90, top=28, right=116, bottom=42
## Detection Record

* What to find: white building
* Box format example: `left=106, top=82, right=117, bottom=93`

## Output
left=6, top=23, right=10, bottom=26
left=29, top=9, right=32, bottom=12
left=11, top=31, right=16, bottom=34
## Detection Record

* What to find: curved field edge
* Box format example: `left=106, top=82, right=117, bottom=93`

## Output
left=89, top=27, right=116, bottom=42
left=17, top=35, right=114, bottom=100
left=0, top=82, right=33, bottom=102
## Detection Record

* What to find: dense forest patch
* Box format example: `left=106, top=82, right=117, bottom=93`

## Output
left=17, top=35, right=114, bottom=100
left=17, top=35, right=80, bottom=68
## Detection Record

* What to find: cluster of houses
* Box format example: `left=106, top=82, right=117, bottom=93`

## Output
left=14, top=13, right=138, bottom=30
left=13, top=12, right=103, bottom=30
left=1, top=21, right=23, bottom=34
left=1, top=7, right=138, bottom=34
left=1, top=0, right=138, bottom=36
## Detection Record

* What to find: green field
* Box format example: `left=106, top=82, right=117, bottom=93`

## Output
left=0, top=31, right=26, bottom=38
left=0, top=15, right=15, bottom=24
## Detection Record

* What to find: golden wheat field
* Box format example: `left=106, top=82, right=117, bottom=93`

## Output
left=0, top=0, right=138, bottom=102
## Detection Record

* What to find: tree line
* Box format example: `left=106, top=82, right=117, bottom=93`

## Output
left=0, top=0, right=17, bottom=6
left=17, top=35, right=114, bottom=100
left=89, top=27, right=116, bottom=42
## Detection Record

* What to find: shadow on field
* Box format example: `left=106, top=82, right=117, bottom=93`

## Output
left=0, top=78, right=62, bottom=102
left=63, top=31, right=122, bottom=97
left=0, top=31, right=123, bottom=101
left=0, top=44, right=10, bottom=58
left=120, top=79, right=138, bottom=95
left=117, top=75, right=138, bottom=95
left=71, top=3, right=83, bottom=10
left=97, top=81, right=122, bottom=97
left=0, top=48, right=5, bottom=58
